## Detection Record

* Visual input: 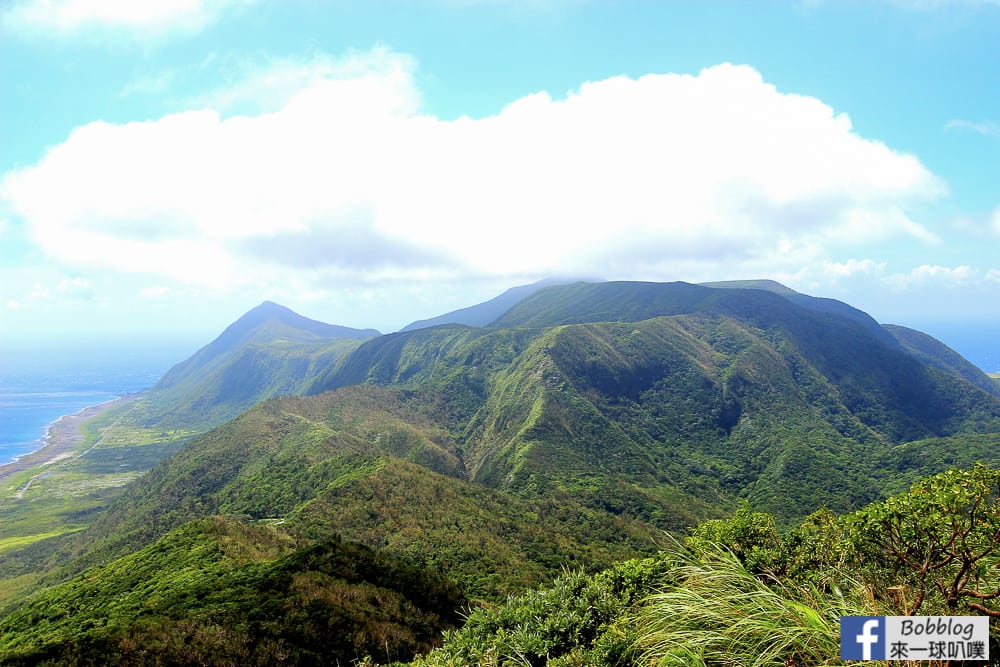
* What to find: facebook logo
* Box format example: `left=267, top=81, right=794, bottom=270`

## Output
left=842, top=615, right=989, bottom=661
left=841, top=616, right=885, bottom=660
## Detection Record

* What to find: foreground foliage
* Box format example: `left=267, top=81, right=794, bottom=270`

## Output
left=632, top=547, right=873, bottom=666
left=0, top=517, right=464, bottom=666
left=410, top=466, right=1000, bottom=666
left=411, top=557, right=670, bottom=667
left=3, top=466, right=1000, bottom=665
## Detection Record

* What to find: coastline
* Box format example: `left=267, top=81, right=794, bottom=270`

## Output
left=0, top=396, right=132, bottom=484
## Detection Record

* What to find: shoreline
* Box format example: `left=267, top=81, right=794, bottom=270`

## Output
left=0, top=396, right=133, bottom=485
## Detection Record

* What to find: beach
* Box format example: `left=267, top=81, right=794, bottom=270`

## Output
left=0, top=396, right=132, bottom=485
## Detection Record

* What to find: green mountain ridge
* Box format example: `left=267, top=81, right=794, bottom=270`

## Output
left=399, top=278, right=571, bottom=332
left=3, top=279, right=1000, bottom=665
left=141, top=300, right=380, bottom=428
left=32, top=279, right=991, bottom=586
left=155, top=300, right=377, bottom=391
left=39, top=386, right=665, bottom=599
left=884, top=322, right=1000, bottom=398
left=306, top=281, right=1000, bottom=519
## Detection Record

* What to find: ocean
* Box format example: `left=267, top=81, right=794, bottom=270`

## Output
left=918, top=324, right=1000, bottom=375
left=0, top=342, right=194, bottom=466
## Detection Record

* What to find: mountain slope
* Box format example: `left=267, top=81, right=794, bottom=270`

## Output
left=884, top=323, right=1000, bottom=398
left=701, top=278, right=898, bottom=342
left=490, top=280, right=712, bottom=328
left=0, top=517, right=465, bottom=666
left=3, top=279, right=1000, bottom=665
left=52, top=387, right=667, bottom=600
left=155, top=301, right=377, bottom=391
left=309, top=281, right=1000, bottom=521
left=141, top=302, right=379, bottom=427
left=399, top=279, right=569, bottom=332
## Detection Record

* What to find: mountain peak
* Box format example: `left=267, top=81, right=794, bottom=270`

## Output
left=699, top=279, right=799, bottom=295
left=399, top=278, right=576, bottom=332
left=152, top=302, right=380, bottom=395
left=226, top=301, right=379, bottom=340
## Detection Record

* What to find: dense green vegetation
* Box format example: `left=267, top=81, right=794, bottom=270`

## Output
left=145, top=301, right=378, bottom=429
left=28, top=386, right=665, bottom=601
left=0, top=517, right=464, bottom=665
left=412, top=466, right=1000, bottom=666
left=3, top=280, right=1000, bottom=665
left=885, top=324, right=1000, bottom=398
left=309, top=283, right=1000, bottom=524
left=6, top=465, right=1000, bottom=665
left=0, top=302, right=379, bottom=589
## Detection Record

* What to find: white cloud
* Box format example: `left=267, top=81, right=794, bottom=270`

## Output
left=884, top=264, right=976, bottom=290
left=189, top=47, right=420, bottom=117
left=0, top=53, right=947, bottom=297
left=946, top=118, right=1000, bottom=138
left=119, top=70, right=177, bottom=98
left=820, top=258, right=887, bottom=280
left=2, top=0, right=251, bottom=38
left=139, top=286, right=171, bottom=298
left=57, top=277, right=93, bottom=298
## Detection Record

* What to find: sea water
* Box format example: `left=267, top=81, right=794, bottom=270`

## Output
left=0, top=343, right=191, bottom=465
left=919, top=324, right=1000, bottom=375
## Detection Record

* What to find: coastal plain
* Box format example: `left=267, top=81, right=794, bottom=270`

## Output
left=0, top=396, right=195, bottom=605
left=0, top=398, right=129, bottom=490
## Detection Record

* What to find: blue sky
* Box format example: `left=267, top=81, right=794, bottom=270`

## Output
left=2, top=1, right=999, bottom=358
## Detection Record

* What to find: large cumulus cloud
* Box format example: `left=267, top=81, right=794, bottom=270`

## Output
left=0, top=51, right=946, bottom=295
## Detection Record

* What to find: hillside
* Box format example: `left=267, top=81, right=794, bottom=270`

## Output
left=399, top=279, right=570, bottom=331
left=0, top=517, right=465, bottom=665
left=140, top=301, right=379, bottom=428
left=884, top=323, right=1000, bottom=398
left=46, top=281, right=985, bottom=582
left=40, top=386, right=665, bottom=601
left=310, top=281, right=1000, bottom=521
left=0, top=302, right=383, bottom=597
left=155, top=301, right=376, bottom=391
left=2, top=280, right=999, bottom=665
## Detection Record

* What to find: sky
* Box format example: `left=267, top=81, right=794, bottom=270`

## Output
left=2, top=1, right=999, bottom=361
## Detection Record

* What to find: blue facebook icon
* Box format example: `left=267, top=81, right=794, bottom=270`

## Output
left=841, top=616, right=885, bottom=660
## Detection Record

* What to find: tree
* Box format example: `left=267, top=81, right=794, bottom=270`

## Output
left=847, top=465, right=1000, bottom=616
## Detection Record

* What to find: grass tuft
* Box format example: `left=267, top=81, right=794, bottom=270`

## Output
left=632, top=543, right=881, bottom=666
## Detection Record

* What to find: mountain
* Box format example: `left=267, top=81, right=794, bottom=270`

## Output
left=14, top=280, right=996, bottom=555
left=139, top=301, right=380, bottom=428
left=884, top=323, right=1000, bottom=398
left=4, top=279, right=1000, bottom=665
left=44, top=387, right=666, bottom=600
left=399, top=279, right=570, bottom=332
left=489, top=280, right=712, bottom=328
left=307, top=281, right=1000, bottom=522
left=701, top=278, right=899, bottom=341
left=493, top=280, right=890, bottom=342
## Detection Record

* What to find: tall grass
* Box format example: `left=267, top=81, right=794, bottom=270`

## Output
left=631, top=543, right=884, bottom=666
